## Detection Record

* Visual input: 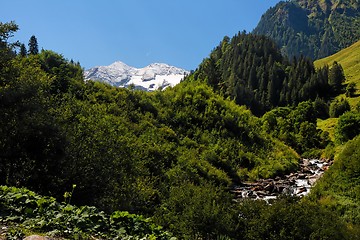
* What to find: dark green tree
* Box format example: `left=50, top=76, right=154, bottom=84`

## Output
left=313, top=96, right=329, bottom=119
left=345, top=82, right=356, bottom=97
left=329, top=98, right=351, bottom=118
left=335, top=111, right=360, bottom=143
left=0, top=21, right=19, bottom=67
left=28, top=35, right=39, bottom=55
left=329, top=61, right=345, bottom=93
left=19, top=43, right=27, bottom=57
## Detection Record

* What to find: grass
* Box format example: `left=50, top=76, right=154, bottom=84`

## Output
left=314, top=40, right=360, bottom=110
left=317, top=118, right=338, bottom=141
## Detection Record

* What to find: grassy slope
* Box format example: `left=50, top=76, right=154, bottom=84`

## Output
left=314, top=39, right=360, bottom=109
left=315, top=40, right=360, bottom=136
left=317, top=118, right=338, bottom=141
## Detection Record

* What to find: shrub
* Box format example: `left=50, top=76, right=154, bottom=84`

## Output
left=335, top=111, right=360, bottom=143
left=329, top=98, right=350, bottom=117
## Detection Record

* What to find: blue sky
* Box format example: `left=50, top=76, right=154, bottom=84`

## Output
left=2, top=0, right=280, bottom=70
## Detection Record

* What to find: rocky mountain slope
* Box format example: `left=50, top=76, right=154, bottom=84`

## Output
left=84, top=61, right=189, bottom=91
left=253, top=0, right=360, bottom=60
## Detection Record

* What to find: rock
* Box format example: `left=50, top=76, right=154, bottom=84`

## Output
left=247, top=191, right=257, bottom=199
left=242, top=191, right=249, bottom=198
left=322, top=165, right=329, bottom=171
left=24, top=235, right=52, bottom=240
left=264, top=183, right=274, bottom=192
left=308, top=177, right=318, bottom=185
left=251, top=185, right=263, bottom=191
left=275, top=184, right=289, bottom=193
left=296, top=187, right=308, bottom=195
left=302, top=166, right=313, bottom=174
left=298, top=173, right=307, bottom=179
left=256, top=191, right=268, bottom=196
left=302, top=159, right=310, bottom=167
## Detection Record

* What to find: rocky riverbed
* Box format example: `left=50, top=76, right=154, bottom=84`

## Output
left=232, top=159, right=333, bottom=202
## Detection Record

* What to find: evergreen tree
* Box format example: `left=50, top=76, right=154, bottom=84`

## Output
left=328, top=61, right=345, bottom=93
left=345, top=82, right=356, bottom=97
left=329, top=98, right=350, bottom=118
left=191, top=32, right=333, bottom=115
left=28, top=35, right=39, bottom=55
left=19, top=43, right=27, bottom=57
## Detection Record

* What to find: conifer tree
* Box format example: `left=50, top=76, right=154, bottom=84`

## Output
left=28, top=35, right=39, bottom=55
left=328, top=61, right=345, bottom=93
left=19, top=43, right=27, bottom=57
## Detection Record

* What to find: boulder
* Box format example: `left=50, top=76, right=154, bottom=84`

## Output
left=24, top=236, right=52, bottom=240
left=264, top=183, right=274, bottom=192
left=296, top=187, right=308, bottom=195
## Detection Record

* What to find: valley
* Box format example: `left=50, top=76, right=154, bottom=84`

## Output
left=1, top=0, right=360, bottom=239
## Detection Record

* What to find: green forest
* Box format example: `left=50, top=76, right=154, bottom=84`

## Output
left=254, top=0, right=360, bottom=60
left=1, top=14, right=360, bottom=240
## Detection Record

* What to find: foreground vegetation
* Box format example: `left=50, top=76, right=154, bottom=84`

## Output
left=2, top=185, right=358, bottom=240
left=0, top=186, right=174, bottom=239
left=310, top=135, right=360, bottom=228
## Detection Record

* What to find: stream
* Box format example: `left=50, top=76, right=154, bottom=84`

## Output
left=232, top=159, right=333, bottom=202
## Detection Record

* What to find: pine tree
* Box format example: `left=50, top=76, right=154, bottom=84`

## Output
left=328, top=61, right=345, bottom=93
left=19, top=43, right=27, bottom=57
left=28, top=35, right=39, bottom=55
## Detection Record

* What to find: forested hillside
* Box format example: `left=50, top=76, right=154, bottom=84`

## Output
left=253, top=0, right=360, bottom=60
left=192, top=33, right=344, bottom=116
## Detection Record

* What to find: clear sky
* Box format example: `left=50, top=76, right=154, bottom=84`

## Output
left=1, top=0, right=280, bottom=70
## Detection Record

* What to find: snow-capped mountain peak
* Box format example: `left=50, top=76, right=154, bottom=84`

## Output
left=84, top=61, right=189, bottom=91
left=109, top=61, right=132, bottom=70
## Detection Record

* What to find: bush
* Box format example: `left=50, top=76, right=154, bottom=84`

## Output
left=310, top=136, right=360, bottom=225
left=345, top=82, right=356, bottom=97
left=329, top=98, right=350, bottom=117
left=239, top=196, right=352, bottom=240
left=335, top=111, right=360, bottom=143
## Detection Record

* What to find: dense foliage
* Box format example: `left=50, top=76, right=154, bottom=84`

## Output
left=261, top=101, right=331, bottom=155
left=192, top=33, right=342, bottom=115
left=310, top=135, right=360, bottom=227
left=0, top=186, right=174, bottom=239
left=253, top=0, right=360, bottom=60
left=2, top=185, right=356, bottom=240
left=335, top=110, right=360, bottom=143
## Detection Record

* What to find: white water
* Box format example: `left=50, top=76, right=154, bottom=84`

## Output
left=232, top=159, right=333, bottom=202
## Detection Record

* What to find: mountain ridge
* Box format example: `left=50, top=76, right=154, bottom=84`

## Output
left=84, top=61, right=189, bottom=91
left=253, top=0, right=360, bottom=60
